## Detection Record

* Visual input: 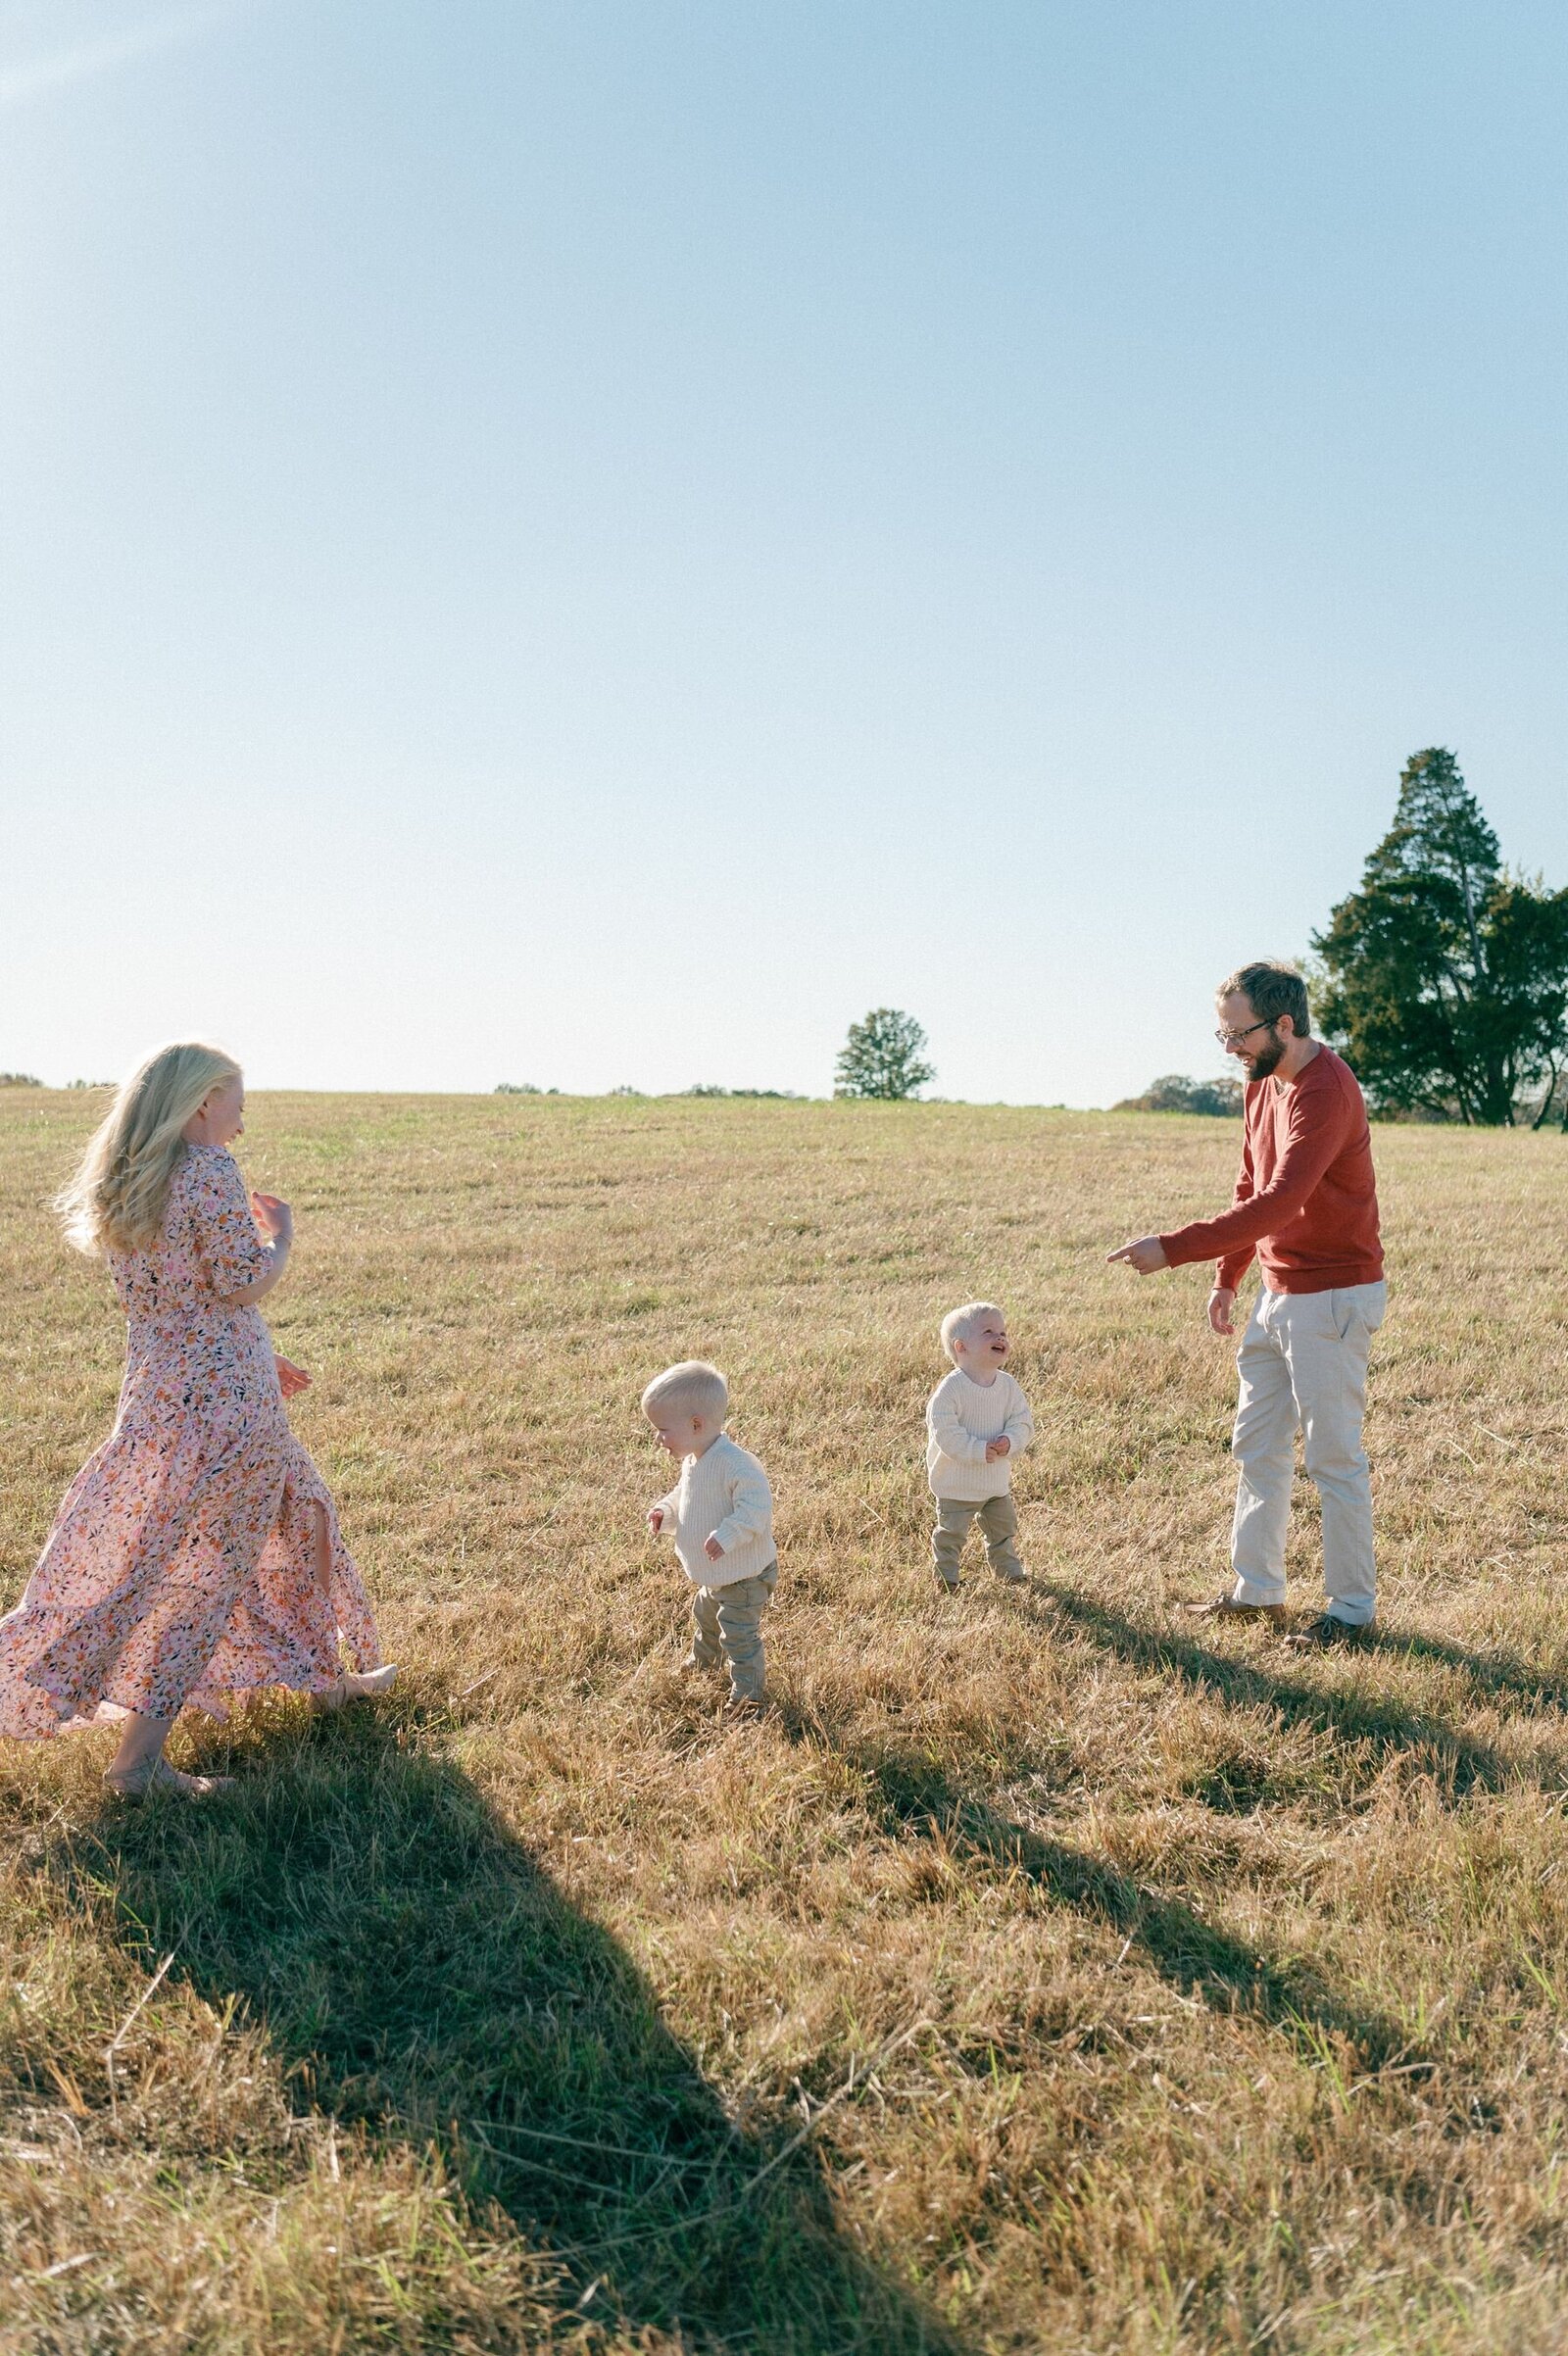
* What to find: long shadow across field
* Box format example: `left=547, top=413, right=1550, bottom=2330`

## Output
left=1038, top=1584, right=1565, bottom=1797
left=54, top=1711, right=964, bottom=2356
left=847, top=1745, right=1419, bottom=2076
left=1380, top=1629, right=1568, bottom=1716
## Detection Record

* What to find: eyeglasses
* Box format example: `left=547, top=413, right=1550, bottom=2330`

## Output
left=1214, top=1018, right=1276, bottom=1048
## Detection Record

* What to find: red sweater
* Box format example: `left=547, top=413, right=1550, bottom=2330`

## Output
left=1159, top=1047, right=1384, bottom=1296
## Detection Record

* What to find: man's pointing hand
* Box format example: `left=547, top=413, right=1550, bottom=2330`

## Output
left=1106, top=1235, right=1169, bottom=1275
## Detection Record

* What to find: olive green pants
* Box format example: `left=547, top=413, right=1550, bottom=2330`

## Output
left=931, top=1495, right=1025, bottom=1586
left=689, top=1562, right=777, bottom=1701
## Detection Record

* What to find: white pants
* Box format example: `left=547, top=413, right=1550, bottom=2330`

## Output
left=1230, top=1281, right=1387, bottom=1627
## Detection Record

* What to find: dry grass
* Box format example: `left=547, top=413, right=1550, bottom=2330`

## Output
left=2, top=1088, right=1567, bottom=2354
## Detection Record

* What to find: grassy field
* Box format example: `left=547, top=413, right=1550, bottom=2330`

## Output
left=2, top=1088, right=1567, bottom=2355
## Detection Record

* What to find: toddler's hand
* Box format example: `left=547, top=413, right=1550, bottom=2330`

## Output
left=647, top=1508, right=664, bottom=1535
left=703, top=1534, right=724, bottom=1563
left=985, top=1436, right=1010, bottom=1460
left=274, top=1354, right=312, bottom=1399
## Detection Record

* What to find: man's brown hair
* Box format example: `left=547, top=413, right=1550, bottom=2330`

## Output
left=1218, top=959, right=1311, bottom=1038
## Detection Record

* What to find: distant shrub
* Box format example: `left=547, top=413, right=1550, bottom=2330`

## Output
left=0, top=1071, right=42, bottom=1088
left=683, top=1085, right=803, bottom=1100
left=1114, top=1073, right=1243, bottom=1117
left=496, top=1082, right=542, bottom=1094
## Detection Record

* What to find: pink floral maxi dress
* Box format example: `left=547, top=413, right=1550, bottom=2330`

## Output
left=0, top=1146, right=381, bottom=1738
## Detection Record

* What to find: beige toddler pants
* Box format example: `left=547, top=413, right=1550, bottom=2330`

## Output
left=931, top=1494, right=1025, bottom=1586
left=690, top=1562, right=777, bottom=1701
left=1230, top=1281, right=1387, bottom=1627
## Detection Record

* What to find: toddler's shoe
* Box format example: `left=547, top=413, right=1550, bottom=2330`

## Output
left=934, top=1572, right=962, bottom=1593
left=724, top=1693, right=765, bottom=1719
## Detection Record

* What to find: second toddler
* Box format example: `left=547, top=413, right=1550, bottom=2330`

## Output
left=925, top=1301, right=1035, bottom=1588
left=644, top=1359, right=777, bottom=1714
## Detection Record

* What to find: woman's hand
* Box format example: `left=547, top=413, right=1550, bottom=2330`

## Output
left=251, top=1191, right=294, bottom=1246
left=274, top=1355, right=312, bottom=1399
left=216, top=1192, right=295, bottom=1306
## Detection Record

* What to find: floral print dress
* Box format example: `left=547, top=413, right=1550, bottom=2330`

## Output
left=0, top=1146, right=381, bottom=1738
left=188, top=1435, right=383, bottom=1715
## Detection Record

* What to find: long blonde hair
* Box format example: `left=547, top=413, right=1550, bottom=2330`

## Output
left=57, top=1043, right=242, bottom=1257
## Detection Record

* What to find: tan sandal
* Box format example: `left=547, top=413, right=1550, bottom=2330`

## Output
left=310, top=1664, right=400, bottom=1713
left=104, top=1757, right=232, bottom=1801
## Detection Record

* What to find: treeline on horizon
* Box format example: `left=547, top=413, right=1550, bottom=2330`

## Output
left=10, top=752, right=1565, bottom=1128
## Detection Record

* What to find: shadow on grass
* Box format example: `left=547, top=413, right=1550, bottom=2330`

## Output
left=53, top=1709, right=965, bottom=2356
left=1038, top=1584, right=1565, bottom=1798
left=1377, top=1629, right=1568, bottom=1716
left=851, top=1747, right=1419, bottom=2079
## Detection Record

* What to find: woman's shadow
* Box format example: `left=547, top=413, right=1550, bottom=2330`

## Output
left=57, top=1708, right=963, bottom=2355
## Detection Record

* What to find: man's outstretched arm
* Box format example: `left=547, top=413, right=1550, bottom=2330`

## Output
left=1109, top=1085, right=1348, bottom=1300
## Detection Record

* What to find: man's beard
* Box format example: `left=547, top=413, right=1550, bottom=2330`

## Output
left=1245, top=1029, right=1285, bottom=1080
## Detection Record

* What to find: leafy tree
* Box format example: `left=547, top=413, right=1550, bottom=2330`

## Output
left=1313, top=749, right=1568, bottom=1125
left=1113, top=1073, right=1242, bottom=1116
left=834, top=1008, right=935, bottom=1101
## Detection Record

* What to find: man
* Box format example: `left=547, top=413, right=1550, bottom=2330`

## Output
left=1108, top=960, right=1386, bottom=1646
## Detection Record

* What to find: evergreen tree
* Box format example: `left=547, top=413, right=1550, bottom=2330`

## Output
left=1313, top=749, right=1568, bottom=1124
left=834, top=1008, right=935, bottom=1101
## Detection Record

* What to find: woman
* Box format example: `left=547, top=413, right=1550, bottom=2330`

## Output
left=0, top=1043, right=394, bottom=1797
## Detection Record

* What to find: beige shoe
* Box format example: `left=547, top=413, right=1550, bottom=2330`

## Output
left=311, top=1664, right=400, bottom=1713
left=1183, top=1592, right=1285, bottom=1623
left=104, top=1758, right=231, bottom=1801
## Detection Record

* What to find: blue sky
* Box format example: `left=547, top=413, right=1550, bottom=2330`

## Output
left=4, top=1, right=1565, bottom=1103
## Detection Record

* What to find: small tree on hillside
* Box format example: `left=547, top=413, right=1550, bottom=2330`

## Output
left=834, top=1008, right=935, bottom=1101
left=1313, top=748, right=1568, bottom=1125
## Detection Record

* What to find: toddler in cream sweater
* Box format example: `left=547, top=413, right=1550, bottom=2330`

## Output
left=925, top=1301, right=1034, bottom=1588
left=644, top=1359, right=776, bottom=1713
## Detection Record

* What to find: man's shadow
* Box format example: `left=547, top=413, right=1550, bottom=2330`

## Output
left=825, top=1740, right=1421, bottom=2081
left=1378, top=1629, right=1568, bottom=1717
left=1035, top=1585, right=1566, bottom=1798
left=857, top=1752, right=1412, bottom=2083
left=53, top=1710, right=965, bottom=2355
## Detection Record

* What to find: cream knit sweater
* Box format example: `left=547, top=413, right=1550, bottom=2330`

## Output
left=925, top=1368, right=1035, bottom=1500
left=652, top=1432, right=775, bottom=1589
